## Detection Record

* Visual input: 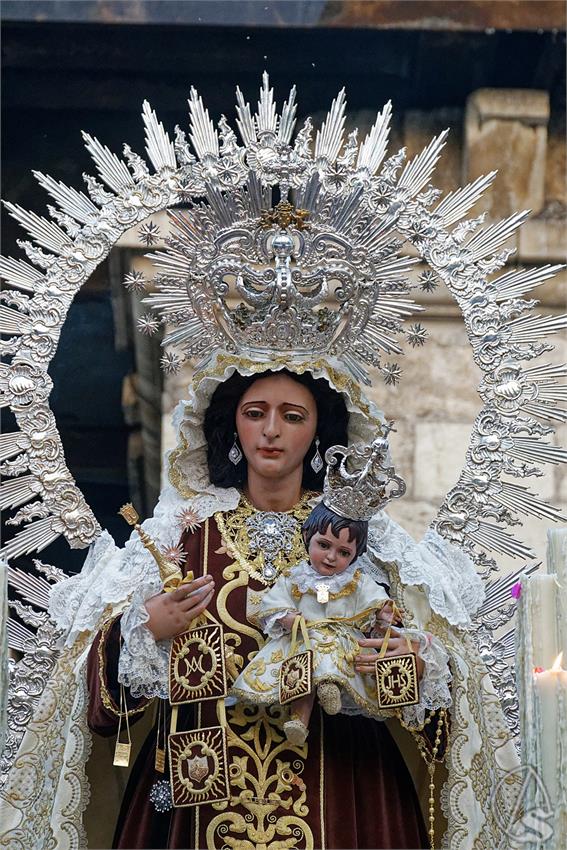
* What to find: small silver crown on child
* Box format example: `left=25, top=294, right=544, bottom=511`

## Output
left=323, top=429, right=406, bottom=521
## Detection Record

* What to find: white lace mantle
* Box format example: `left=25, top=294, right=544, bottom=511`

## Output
left=367, top=512, right=485, bottom=628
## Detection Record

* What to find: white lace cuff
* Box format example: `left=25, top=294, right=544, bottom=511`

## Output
left=118, top=585, right=170, bottom=700
left=397, top=627, right=452, bottom=728
left=262, top=610, right=295, bottom=639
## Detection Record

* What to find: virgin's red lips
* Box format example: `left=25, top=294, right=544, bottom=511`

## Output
left=258, top=447, right=283, bottom=456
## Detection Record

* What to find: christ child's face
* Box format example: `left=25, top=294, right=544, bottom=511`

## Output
left=307, top=524, right=357, bottom=577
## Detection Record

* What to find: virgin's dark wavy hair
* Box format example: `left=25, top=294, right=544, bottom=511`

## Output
left=204, top=369, right=349, bottom=490
left=302, top=501, right=368, bottom=562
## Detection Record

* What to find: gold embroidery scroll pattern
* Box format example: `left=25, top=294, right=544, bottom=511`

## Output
left=200, top=503, right=316, bottom=849
left=206, top=702, right=314, bottom=850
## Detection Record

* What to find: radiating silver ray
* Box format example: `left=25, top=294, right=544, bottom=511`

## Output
left=33, top=171, right=99, bottom=223
left=82, top=132, right=135, bottom=194
left=465, top=211, right=529, bottom=261
left=485, top=480, right=566, bottom=522
left=523, top=362, right=567, bottom=381
left=358, top=326, right=403, bottom=355
left=0, top=433, right=26, bottom=462
left=245, top=172, right=272, bottom=216
left=398, top=130, right=449, bottom=196
left=492, top=264, right=565, bottom=300
left=314, top=88, right=347, bottom=165
left=339, top=351, right=371, bottom=385
left=0, top=517, right=59, bottom=560
left=142, top=287, right=193, bottom=312
left=505, top=313, right=567, bottom=342
left=142, top=100, right=177, bottom=172
left=434, top=172, right=497, bottom=227
left=466, top=521, right=534, bottom=559
left=493, top=627, right=516, bottom=660
left=478, top=563, right=539, bottom=617
left=3, top=202, right=70, bottom=255
left=504, top=437, right=567, bottom=465
left=7, top=618, right=36, bottom=653
left=0, top=475, right=38, bottom=510
left=357, top=101, right=392, bottom=176
left=257, top=72, right=278, bottom=136
left=164, top=324, right=210, bottom=348
left=277, top=85, right=297, bottom=144
left=522, top=402, right=567, bottom=423
left=188, top=87, right=219, bottom=160
left=0, top=305, right=31, bottom=335
left=235, top=86, right=257, bottom=146
left=0, top=256, right=45, bottom=293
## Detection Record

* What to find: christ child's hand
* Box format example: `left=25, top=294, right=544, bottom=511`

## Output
left=280, top=610, right=301, bottom=631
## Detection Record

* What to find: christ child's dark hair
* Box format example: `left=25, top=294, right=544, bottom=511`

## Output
left=203, top=369, right=349, bottom=490
left=301, top=501, right=368, bottom=563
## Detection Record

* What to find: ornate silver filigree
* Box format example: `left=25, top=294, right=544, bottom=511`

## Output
left=324, top=435, right=406, bottom=521
left=1, top=74, right=565, bottom=746
left=245, top=511, right=298, bottom=581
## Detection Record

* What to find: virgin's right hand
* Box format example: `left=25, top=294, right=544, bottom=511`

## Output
left=144, top=575, right=215, bottom=640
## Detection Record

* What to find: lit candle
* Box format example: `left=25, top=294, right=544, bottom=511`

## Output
left=533, top=652, right=567, bottom=807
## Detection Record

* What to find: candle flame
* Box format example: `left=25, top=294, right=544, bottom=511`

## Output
left=551, top=652, right=564, bottom=672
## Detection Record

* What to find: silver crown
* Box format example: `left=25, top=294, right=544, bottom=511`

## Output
left=141, top=72, right=439, bottom=385
left=322, top=432, right=406, bottom=521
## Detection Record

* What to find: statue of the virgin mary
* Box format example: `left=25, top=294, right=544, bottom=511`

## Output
left=2, top=75, right=563, bottom=850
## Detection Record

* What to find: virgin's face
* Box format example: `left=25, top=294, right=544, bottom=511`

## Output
left=236, top=373, right=317, bottom=482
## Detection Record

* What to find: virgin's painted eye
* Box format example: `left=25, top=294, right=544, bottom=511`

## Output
left=244, top=409, right=264, bottom=418
left=284, top=411, right=304, bottom=423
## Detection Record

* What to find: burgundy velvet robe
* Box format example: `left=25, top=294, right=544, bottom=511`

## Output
left=87, top=517, right=429, bottom=849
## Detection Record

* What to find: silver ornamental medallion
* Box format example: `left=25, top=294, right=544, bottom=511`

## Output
left=316, top=583, right=330, bottom=604
left=245, top=511, right=298, bottom=582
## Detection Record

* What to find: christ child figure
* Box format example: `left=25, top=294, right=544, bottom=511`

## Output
left=231, top=499, right=395, bottom=746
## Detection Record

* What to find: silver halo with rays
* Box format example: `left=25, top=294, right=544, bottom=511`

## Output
left=1, top=74, right=566, bottom=768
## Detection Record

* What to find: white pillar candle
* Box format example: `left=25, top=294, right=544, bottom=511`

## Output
left=547, top=527, right=567, bottom=659
left=524, top=574, right=560, bottom=670
left=533, top=654, right=567, bottom=807
left=516, top=530, right=567, bottom=850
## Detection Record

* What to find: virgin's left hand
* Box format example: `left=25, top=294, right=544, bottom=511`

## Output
left=355, top=633, right=425, bottom=679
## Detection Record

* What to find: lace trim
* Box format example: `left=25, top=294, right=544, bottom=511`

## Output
left=367, top=513, right=485, bottom=628
left=289, top=559, right=358, bottom=594
left=397, top=628, right=453, bottom=728
left=262, top=610, right=295, bottom=639
left=118, top=586, right=170, bottom=700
